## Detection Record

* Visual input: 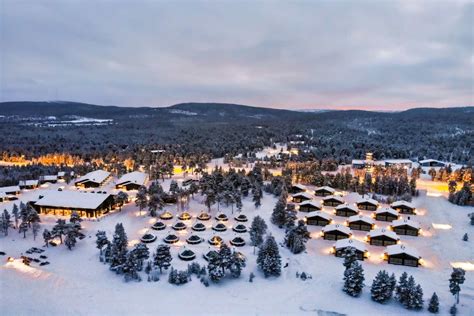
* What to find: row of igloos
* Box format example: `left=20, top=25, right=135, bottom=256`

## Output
left=159, top=211, right=249, bottom=223
left=151, top=221, right=248, bottom=233
left=140, top=233, right=246, bottom=248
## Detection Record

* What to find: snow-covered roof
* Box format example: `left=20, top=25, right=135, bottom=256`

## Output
left=322, top=195, right=344, bottom=203
left=116, top=171, right=148, bottom=186
left=368, top=228, right=399, bottom=240
left=0, top=192, right=6, bottom=199
left=335, top=203, right=358, bottom=212
left=419, top=159, right=445, bottom=164
left=42, top=175, right=58, bottom=181
left=391, top=200, right=415, bottom=209
left=299, top=200, right=321, bottom=208
left=315, top=186, right=335, bottom=193
left=33, top=190, right=113, bottom=210
left=57, top=171, right=66, bottom=177
left=305, top=211, right=331, bottom=221
left=334, top=239, right=368, bottom=253
left=19, top=180, right=38, bottom=186
left=322, top=224, right=351, bottom=235
left=76, top=170, right=110, bottom=184
left=352, top=159, right=366, bottom=165
left=391, top=219, right=420, bottom=229
left=348, top=215, right=374, bottom=225
left=384, top=159, right=413, bottom=164
left=292, top=192, right=314, bottom=200
left=356, top=197, right=379, bottom=206
left=385, top=244, right=420, bottom=258
left=0, top=186, right=20, bottom=193
left=292, top=184, right=308, bottom=191
left=375, top=207, right=399, bottom=216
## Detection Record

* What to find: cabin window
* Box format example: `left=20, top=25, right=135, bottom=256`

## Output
left=389, top=257, right=403, bottom=265
left=404, top=259, right=418, bottom=267
left=371, top=239, right=384, bottom=246
left=325, top=234, right=336, bottom=240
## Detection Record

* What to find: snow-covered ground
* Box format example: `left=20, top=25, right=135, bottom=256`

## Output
left=1, top=172, right=473, bottom=315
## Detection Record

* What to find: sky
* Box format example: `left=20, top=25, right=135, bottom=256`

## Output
left=0, top=0, right=473, bottom=110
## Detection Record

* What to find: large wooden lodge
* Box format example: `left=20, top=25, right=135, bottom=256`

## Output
left=75, top=170, right=111, bottom=188
left=30, top=190, right=117, bottom=217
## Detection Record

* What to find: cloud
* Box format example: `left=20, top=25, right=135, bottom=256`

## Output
left=1, top=0, right=472, bottom=110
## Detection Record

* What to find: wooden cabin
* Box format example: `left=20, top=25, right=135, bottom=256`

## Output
left=419, top=159, right=445, bottom=167
left=314, top=186, right=335, bottom=197
left=385, top=244, right=421, bottom=267
left=335, top=204, right=359, bottom=217
left=374, top=207, right=399, bottom=222
left=356, top=198, right=379, bottom=211
left=391, top=219, right=420, bottom=236
left=115, top=171, right=148, bottom=191
left=367, top=229, right=400, bottom=246
left=322, top=195, right=344, bottom=207
left=305, top=211, right=332, bottom=226
left=298, top=200, right=322, bottom=212
left=391, top=200, right=416, bottom=215
left=290, top=184, right=308, bottom=194
left=18, top=180, right=39, bottom=190
left=322, top=224, right=352, bottom=240
left=0, top=185, right=21, bottom=196
left=292, top=192, right=314, bottom=203
left=30, top=190, right=116, bottom=218
left=347, top=215, right=375, bottom=232
left=39, top=175, right=58, bottom=184
left=75, top=170, right=111, bottom=188
left=333, top=239, right=368, bottom=261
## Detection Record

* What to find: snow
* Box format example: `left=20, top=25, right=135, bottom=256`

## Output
left=334, top=239, right=368, bottom=253
left=298, top=200, right=321, bottom=208
left=322, top=224, right=352, bottom=235
left=367, top=228, right=400, bottom=241
left=336, top=203, right=358, bottom=212
left=375, top=207, right=399, bottom=216
left=392, top=219, right=421, bottom=230
left=315, top=186, right=336, bottom=193
left=0, top=157, right=473, bottom=315
left=291, top=192, right=315, bottom=200
left=305, top=211, right=332, bottom=221
left=75, top=169, right=110, bottom=184
left=19, top=180, right=39, bottom=187
left=391, top=200, right=415, bottom=209
left=356, top=197, right=379, bottom=206
left=116, top=171, right=148, bottom=186
left=348, top=215, right=375, bottom=225
left=322, top=195, right=345, bottom=203
left=32, top=190, right=113, bottom=209
left=0, top=185, right=20, bottom=194
left=41, top=175, right=58, bottom=181
left=385, top=244, right=420, bottom=259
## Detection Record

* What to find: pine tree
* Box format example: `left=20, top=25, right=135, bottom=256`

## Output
left=207, top=251, right=225, bottom=282
left=153, top=244, right=172, bottom=273
left=257, top=235, right=281, bottom=278
left=343, top=247, right=358, bottom=270
left=271, top=195, right=287, bottom=227
left=32, top=222, right=40, bottom=240
left=130, top=243, right=150, bottom=271
left=135, top=186, right=148, bottom=216
left=96, top=230, right=109, bottom=256
left=284, top=220, right=310, bottom=254
left=51, top=219, right=67, bottom=243
left=1, top=210, right=12, bottom=236
left=64, top=230, right=77, bottom=250
left=252, top=183, right=262, bottom=208
left=229, top=250, right=246, bottom=278
left=19, top=220, right=28, bottom=238
left=43, top=229, right=52, bottom=247
left=449, top=268, right=466, bottom=304
left=11, top=204, right=19, bottom=228
left=428, top=292, right=439, bottom=313
left=249, top=215, right=267, bottom=253
left=342, top=261, right=365, bottom=297
left=371, top=270, right=393, bottom=303
left=395, top=272, right=408, bottom=302
left=123, top=251, right=141, bottom=282
left=109, top=223, right=128, bottom=273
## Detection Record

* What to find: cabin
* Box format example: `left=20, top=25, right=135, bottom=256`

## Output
left=75, top=170, right=111, bottom=188
left=374, top=207, right=400, bottom=222
left=351, top=159, right=366, bottom=169
left=384, top=244, right=421, bottom=267
left=182, top=178, right=198, bottom=187
left=391, top=219, right=420, bottom=236
left=419, top=159, right=446, bottom=167
left=298, top=200, right=322, bottom=212
left=347, top=215, right=375, bottom=232
left=314, top=186, right=335, bottom=197
left=19, top=180, right=39, bottom=190
left=322, top=224, right=352, bottom=240
left=356, top=198, right=379, bottom=211
left=289, top=184, right=308, bottom=194
left=39, top=175, right=58, bottom=184
left=335, top=204, right=359, bottom=217
left=0, top=185, right=21, bottom=196
left=367, top=229, right=400, bottom=246
left=322, top=195, right=344, bottom=207
left=305, top=211, right=332, bottom=226
left=333, top=239, right=368, bottom=261
left=30, top=190, right=116, bottom=218
left=115, top=171, right=148, bottom=191
left=291, top=192, right=314, bottom=203
left=391, top=200, right=416, bottom=215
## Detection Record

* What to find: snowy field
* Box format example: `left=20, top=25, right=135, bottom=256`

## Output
left=0, top=174, right=473, bottom=315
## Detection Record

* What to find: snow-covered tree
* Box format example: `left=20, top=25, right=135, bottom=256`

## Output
left=153, top=244, right=172, bottom=273
left=252, top=183, right=263, bottom=208
left=271, top=195, right=287, bottom=227
left=397, top=275, right=423, bottom=310
left=428, top=292, right=439, bottom=314
left=32, top=221, right=41, bottom=240
left=207, top=252, right=225, bottom=283
left=96, top=230, right=109, bottom=256
left=109, top=223, right=128, bottom=273
left=284, top=219, right=310, bottom=254
left=343, top=247, right=358, bottom=270
left=64, top=230, right=77, bottom=250
left=115, top=191, right=129, bottom=211
left=249, top=215, right=267, bottom=253
left=343, top=261, right=365, bottom=297
left=43, top=229, right=52, bottom=247
left=135, top=186, right=148, bottom=216
left=11, top=204, right=19, bottom=228
left=257, top=235, right=281, bottom=278
left=1, top=210, right=12, bottom=236
left=19, top=220, right=28, bottom=238
left=130, top=243, right=150, bottom=271
left=371, top=270, right=394, bottom=303
left=51, top=219, right=67, bottom=243
left=123, top=252, right=141, bottom=282
left=449, top=268, right=466, bottom=304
